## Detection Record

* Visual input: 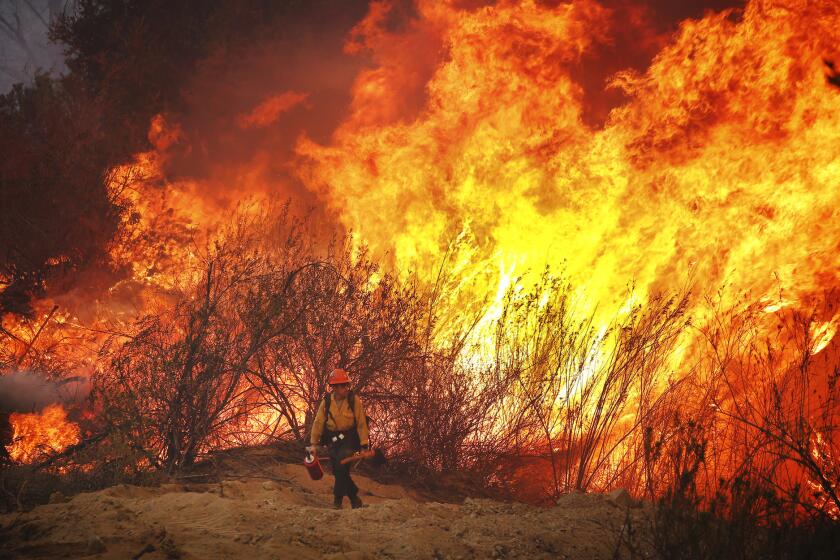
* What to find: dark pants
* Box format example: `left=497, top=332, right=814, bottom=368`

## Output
left=326, top=430, right=360, bottom=499
left=0, top=413, right=11, bottom=462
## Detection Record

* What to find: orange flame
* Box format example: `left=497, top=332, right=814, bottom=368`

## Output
left=9, top=404, right=80, bottom=464
left=4, top=0, right=840, bottom=490
left=294, top=0, right=840, bottom=332
left=237, top=91, right=308, bottom=129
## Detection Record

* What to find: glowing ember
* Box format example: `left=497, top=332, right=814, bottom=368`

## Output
left=9, top=405, right=81, bottom=464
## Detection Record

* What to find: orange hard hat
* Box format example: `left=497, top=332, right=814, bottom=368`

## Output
left=328, top=368, right=352, bottom=385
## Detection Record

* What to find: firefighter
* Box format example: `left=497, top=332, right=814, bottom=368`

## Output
left=308, top=368, right=370, bottom=509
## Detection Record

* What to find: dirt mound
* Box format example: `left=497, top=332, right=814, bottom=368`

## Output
left=0, top=462, right=649, bottom=559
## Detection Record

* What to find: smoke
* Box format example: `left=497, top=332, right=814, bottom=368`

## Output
left=39, top=1, right=749, bottom=317
left=0, top=371, right=90, bottom=414
left=0, top=0, right=71, bottom=93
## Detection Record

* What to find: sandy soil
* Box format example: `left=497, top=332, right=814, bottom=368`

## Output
left=0, top=459, right=650, bottom=559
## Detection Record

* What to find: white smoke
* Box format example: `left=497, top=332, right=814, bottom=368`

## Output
left=0, top=371, right=90, bottom=413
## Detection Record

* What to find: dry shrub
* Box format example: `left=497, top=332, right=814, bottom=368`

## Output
left=489, top=270, right=690, bottom=499
left=96, top=210, right=310, bottom=472
left=249, top=240, right=422, bottom=445
left=5, top=200, right=840, bottom=544
left=91, top=207, right=435, bottom=477
left=371, top=243, right=520, bottom=478
left=692, top=294, right=840, bottom=519
left=625, top=293, right=840, bottom=559
left=639, top=424, right=840, bottom=560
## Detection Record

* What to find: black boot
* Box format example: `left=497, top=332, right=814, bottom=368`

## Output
left=333, top=496, right=343, bottom=509
left=349, top=494, right=363, bottom=509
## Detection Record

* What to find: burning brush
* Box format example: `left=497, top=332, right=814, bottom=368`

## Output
left=0, top=371, right=89, bottom=463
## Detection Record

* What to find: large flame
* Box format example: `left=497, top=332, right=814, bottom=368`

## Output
left=4, top=0, right=840, bottom=472
left=296, top=0, right=840, bottom=329
left=9, top=404, right=80, bottom=464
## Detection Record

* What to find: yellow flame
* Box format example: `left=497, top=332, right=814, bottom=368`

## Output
left=812, top=317, right=838, bottom=355
left=296, top=0, right=840, bottom=341
left=10, top=404, right=80, bottom=464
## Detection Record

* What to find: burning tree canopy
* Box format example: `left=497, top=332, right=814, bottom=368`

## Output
left=1, top=0, right=840, bottom=530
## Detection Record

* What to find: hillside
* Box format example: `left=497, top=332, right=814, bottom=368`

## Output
left=0, top=451, right=647, bottom=559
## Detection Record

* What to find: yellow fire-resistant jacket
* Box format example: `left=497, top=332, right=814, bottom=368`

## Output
left=310, top=393, right=369, bottom=447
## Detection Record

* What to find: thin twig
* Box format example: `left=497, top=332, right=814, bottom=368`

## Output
left=16, top=304, right=59, bottom=367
